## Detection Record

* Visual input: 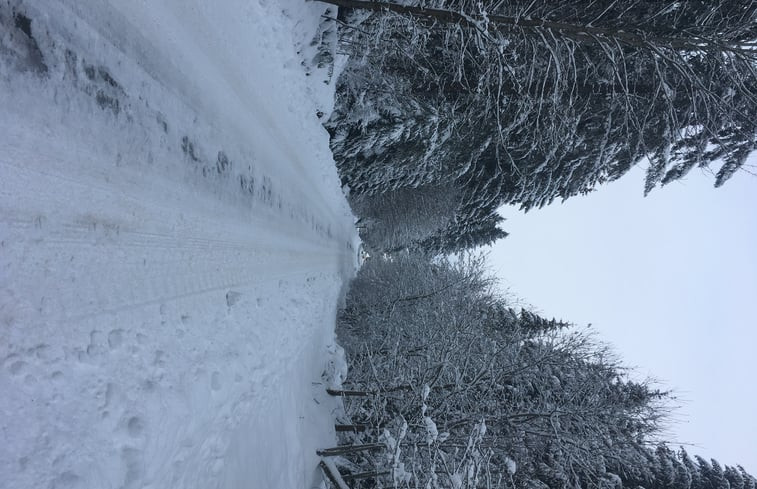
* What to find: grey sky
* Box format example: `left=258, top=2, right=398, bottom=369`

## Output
left=489, top=163, right=757, bottom=473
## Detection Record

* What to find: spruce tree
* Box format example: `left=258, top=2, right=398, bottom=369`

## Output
left=326, top=0, right=756, bottom=246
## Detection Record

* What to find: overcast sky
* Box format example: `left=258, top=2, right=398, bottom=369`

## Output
left=488, top=163, right=757, bottom=474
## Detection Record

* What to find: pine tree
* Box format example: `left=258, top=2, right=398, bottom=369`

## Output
left=724, top=466, right=744, bottom=489
left=337, top=253, right=757, bottom=488
left=612, top=446, right=755, bottom=489
left=325, top=0, right=756, bottom=247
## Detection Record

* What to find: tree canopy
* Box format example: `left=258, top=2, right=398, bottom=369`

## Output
left=335, top=253, right=756, bottom=487
left=325, top=0, right=757, bottom=252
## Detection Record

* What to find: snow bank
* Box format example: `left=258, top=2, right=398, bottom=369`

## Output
left=0, top=0, right=357, bottom=488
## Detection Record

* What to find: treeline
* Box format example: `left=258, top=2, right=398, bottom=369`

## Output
left=333, top=254, right=755, bottom=488
left=316, top=1, right=756, bottom=484
left=322, top=0, right=757, bottom=253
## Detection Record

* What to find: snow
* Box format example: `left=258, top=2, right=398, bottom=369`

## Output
left=318, top=458, right=352, bottom=489
left=381, top=421, right=412, bottom=486
left=1, top=1, right=357, bottom=488
left=422, top=416, right=439, bottom=444
left=504, top=456, right=517, bottom=475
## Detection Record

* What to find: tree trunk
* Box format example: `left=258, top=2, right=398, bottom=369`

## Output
left=317, top=443, right=386, bottom=457
left=335, top=423, right=369, bottom=432
left=314, top=0, right=746, bottom=54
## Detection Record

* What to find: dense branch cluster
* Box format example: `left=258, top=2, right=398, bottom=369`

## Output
left=334, top=254, right=755, bottom=488
left=317, top=2, right=756, bottom=484
left=324, top=0, right=756, bottom=253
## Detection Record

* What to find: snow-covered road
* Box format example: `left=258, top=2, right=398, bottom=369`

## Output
left=1, top=1, right=356, bottom=488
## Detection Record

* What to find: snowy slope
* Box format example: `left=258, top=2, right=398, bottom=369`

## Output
left=0, top=1, right=356, bottom=488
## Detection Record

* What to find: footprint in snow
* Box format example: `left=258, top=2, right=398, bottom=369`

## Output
left=7, top=358, right=27, bottom=376
left=108, top=329, right=124, bottom=349
left=49, top=470, right=80, bottom=489
left=211, top=371, right=222, bottom=391
left=225, top=290, right=242, bottom=307
left=121, top=447, right=144, bottom=489
left=126, top=416, right=145, bottom=437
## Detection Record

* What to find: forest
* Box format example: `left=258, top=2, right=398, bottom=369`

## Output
left=332, top=256, right=755, bottom=488
left=322, top=0, right=756, bottom=253
left=315, top=0, right=757, bottom=487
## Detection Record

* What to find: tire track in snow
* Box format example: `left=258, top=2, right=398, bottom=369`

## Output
left=2, top=152, right=348, bottom=327
left=47, top=0, right=346, bottom=229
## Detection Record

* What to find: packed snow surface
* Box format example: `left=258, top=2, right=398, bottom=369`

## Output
left=0, top=1, right=357, bottom=488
